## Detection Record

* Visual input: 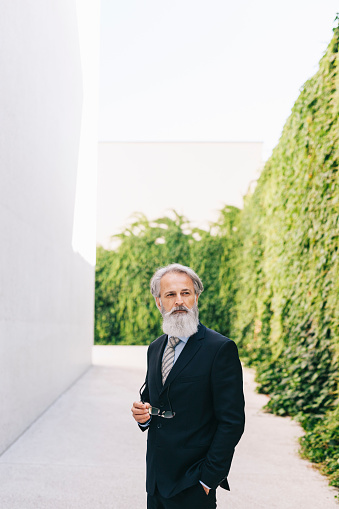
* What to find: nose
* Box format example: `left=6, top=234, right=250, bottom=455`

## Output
left=175, top=294, right=184, bottom=306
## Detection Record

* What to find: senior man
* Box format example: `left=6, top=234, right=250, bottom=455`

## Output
left=131, top=263, right=245, bottom=509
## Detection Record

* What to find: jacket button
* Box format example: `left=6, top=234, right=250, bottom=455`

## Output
left=159, top=401, right=164, bottom=407
left=157, top=423, right=162, bottom=429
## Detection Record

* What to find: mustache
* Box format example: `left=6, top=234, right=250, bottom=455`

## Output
left=161, top=302, right=199, bottom=338
left=163, top=305, right=190, bottom=317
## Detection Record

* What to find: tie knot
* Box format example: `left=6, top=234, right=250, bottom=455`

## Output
left=169, top=336, right=180, bottom=349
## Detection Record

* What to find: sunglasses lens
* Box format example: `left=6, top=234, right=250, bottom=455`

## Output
left=149, top=407, right=159, bottom=416
left=162, top=411, right=175, bottom=418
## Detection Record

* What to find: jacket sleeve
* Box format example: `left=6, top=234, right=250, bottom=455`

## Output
left=138, top=349, right=151, bottom=432
left=200, top=340, right=245, bottom=489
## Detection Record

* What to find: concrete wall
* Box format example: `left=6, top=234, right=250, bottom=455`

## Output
left=0, top=1, right=98, bottom=454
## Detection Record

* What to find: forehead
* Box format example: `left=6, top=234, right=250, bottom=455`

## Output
left=160, top=271, right=195, bottom=293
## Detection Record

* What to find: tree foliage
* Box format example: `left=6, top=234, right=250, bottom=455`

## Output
left=95, top=207, right=241, bottom=345
left=96, top=212, right=191, bottom=344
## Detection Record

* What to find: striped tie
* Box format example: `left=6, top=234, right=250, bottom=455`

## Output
left=162, top=336, right=180, bottom=385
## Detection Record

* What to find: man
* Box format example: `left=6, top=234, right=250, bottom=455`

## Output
left=131, top=263, right=245, bottom=509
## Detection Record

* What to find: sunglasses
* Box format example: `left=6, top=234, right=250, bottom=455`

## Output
left=139, top=382, right=176, bottom=419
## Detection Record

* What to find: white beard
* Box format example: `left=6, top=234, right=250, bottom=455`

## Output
left=161, top=302, right=199, bottom=338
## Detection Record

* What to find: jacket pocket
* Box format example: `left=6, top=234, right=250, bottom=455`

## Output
left=177, top=375, right=208, bottom=383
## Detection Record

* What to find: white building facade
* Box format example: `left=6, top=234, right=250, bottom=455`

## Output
left=97, top=141, right=263, bottom=248
left=0, top=1, right=99, bottom=454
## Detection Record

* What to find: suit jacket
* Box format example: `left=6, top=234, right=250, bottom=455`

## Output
left=140, top=323, right=245, bottom=498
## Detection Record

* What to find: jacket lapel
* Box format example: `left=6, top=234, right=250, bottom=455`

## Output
left=160, top=323, right=205, bottom=394
left=154, top=334, right=168, bottom=396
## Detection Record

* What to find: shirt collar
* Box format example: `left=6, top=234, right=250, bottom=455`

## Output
left=177, top=336, right=189, bottom=343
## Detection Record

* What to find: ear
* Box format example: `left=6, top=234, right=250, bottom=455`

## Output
left=155, top=297, right=162, bottom=312
left=195, top=294, right=199, bottom=304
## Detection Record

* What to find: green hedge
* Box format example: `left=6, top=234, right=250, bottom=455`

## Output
left=233, top=25, right=338, bottom=487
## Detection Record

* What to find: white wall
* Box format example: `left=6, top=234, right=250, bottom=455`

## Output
left=97, top=141, right=263, bottom=248
left=0, top=1, right=99, bottom=454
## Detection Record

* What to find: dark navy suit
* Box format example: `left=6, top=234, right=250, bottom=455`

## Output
left=140, top=323, right=245, bottom=499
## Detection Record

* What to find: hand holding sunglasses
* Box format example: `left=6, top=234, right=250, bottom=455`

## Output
left=139, top=382, right=176, bottom=419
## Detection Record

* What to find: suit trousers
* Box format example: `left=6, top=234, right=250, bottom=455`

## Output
left=147, top=484, right=217, bottom=509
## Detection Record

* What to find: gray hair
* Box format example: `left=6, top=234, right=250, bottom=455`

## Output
left=150, top=263, right=204, bottom=299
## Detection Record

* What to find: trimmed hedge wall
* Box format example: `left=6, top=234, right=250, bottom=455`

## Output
left=233, top=25, right=338, bottom=487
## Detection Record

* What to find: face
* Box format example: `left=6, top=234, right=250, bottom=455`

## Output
left=156, top=271, right=198, bottom=314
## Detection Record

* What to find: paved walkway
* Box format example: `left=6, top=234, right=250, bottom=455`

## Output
left=0, top=345, right=337, bottom=508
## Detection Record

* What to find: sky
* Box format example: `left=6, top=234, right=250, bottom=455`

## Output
left=99, top=1, right=338, bottom=160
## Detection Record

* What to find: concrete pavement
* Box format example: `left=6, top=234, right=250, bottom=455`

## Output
left=0, top=345, right=337, bottom=508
